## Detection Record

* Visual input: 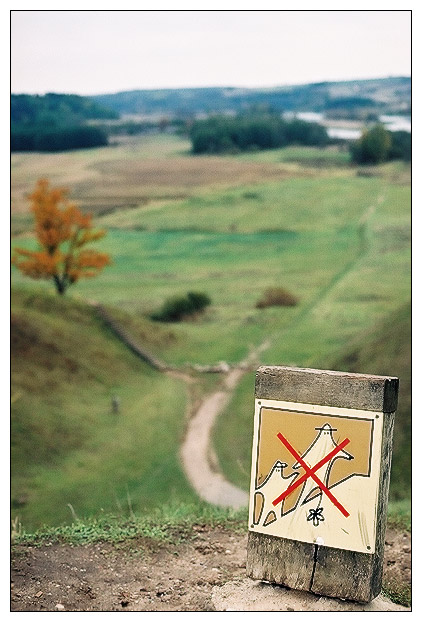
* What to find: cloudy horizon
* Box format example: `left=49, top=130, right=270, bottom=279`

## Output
left=11, top=10, right=411, bottom=96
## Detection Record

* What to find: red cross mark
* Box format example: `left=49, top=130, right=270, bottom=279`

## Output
left=272, top=432, right=351, bottom=518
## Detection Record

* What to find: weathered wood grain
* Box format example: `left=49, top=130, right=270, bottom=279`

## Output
left=247, top=531, right=316, bottom=591
left=246, top=365, right=398, bottom=602
left=311, top=410, right=395, bottom=601
left=254, top=365, right=398, bottom=412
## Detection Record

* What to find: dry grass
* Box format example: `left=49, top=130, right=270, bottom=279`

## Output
left=74, top=157, right=297, bottom=214
left=255, top=286, right=299, bottom=308
left=89, top=155, right=290, bottom=187
left=11, top=136, right=305, bottom=218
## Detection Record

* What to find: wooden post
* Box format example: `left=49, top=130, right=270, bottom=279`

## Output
left=246, top=365, right=399, bottom=603
left=111, top=395, right=120, bottom=414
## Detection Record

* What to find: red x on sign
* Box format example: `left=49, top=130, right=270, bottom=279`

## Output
left=272, top=432, right=351, bottom=518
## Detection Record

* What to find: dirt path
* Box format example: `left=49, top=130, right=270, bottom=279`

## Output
left=11, top=527, right=410, bottom=611
left=180, top=343, right=269, bottom=509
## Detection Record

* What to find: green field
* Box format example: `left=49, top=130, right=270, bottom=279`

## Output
left=11, top=135, right=411, bottom=528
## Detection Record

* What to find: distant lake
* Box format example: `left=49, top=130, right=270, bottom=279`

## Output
left=379, top=115, right=412, bottom=132
left=326, top=127, right=362, bottom=140
left=283, top=111, right=411, bottom=140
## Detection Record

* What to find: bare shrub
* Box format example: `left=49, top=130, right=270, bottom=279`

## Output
left=256, top=287, right=299, bottom=309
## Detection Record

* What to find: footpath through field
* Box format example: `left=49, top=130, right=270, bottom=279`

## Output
left=180, top=342, right=269, bottom=509
left=92, top=196, right=383, bottom=510
left=179, top=196, right=383, bottom=509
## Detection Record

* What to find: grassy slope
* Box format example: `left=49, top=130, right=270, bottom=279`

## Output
left=332, top=302, right=411, bottom=501
left=11, top=138, right=410, bottom=528
left=213, top=162, right=410, bottom=501
left=11, top=287, right=194, bottom=530
left=214, top=303, right=411, bottom=503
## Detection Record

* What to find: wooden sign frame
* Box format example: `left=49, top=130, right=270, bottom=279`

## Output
left=246, top=365, right=399, bottom=603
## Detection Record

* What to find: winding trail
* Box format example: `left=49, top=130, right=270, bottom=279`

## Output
left=180, top=342, right=269, bottom=509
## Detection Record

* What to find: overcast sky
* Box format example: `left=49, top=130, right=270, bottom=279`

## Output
left=11, top=10, right=411, bottom=95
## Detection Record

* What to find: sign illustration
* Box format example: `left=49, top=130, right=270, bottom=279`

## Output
left=249, top=399, right=383, bottom=554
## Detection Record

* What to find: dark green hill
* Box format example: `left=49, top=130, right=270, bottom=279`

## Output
left=331, top=302, right=411, bottom=500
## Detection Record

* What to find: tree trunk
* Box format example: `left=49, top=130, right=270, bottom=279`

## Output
left=53, top=275, right=66, bottom=295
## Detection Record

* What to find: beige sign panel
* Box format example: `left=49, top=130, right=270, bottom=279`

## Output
left=248, top=399, right=383, bottom=554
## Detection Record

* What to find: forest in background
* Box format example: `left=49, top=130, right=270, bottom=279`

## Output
left=11, top=76, right=411, bottom=152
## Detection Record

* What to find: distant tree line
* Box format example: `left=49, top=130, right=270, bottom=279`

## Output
left=11, top=93, right=116, bottom=152
left=11, top=125, right=108, bottom=152
left=350, top=124, right=411, bottom=164
left=95, top=117, right=185, bottom=138
left=190, top=114, right=330, bottom=154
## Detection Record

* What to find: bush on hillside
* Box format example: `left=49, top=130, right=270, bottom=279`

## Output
left=256, top=287, right=299, bottom=309
left=390, top=130, right=411, bottom=162
left=349, top=124, right=411, bottom=165
left=151, top=291, right=211, bottom=322
left=349, top=124, right=392, bottom=165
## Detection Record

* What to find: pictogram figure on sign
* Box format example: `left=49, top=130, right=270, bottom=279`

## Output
left=273, top=424, right=353, bottom=517
left=307, top=506, right=325, bottom=527
left=253, top=460, right=298, bottom=528
left=250, top=400, right=380, bottom=553
left=254, top=423, right=353, bottom=527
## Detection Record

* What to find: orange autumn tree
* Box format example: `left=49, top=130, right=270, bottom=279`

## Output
left=12, top=178, right=111, bottom=295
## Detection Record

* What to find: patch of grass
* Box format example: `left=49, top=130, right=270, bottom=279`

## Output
left=99, top=303, right=179, bottom=356
left=11, top=134, right=290, bottom=222
left=12, top=503, right=248, bottom=547
left=213, top=183, right=410, bottom=495
left=98, top=174, right=388, bottom=234
left=236, top=144, right=352, bottom=167
left=261, top=179, right=410, bottom=366
left=387, top=499, right=411, bottom=532
left=213, top=371, right=255, bottom=491
left=382, top=583, right=411, bottom=608
left=12, top=227, right=358, bottom=365
left=331, top=302, right=411, bottom=501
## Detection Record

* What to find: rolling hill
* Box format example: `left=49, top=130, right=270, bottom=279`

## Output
left=332, top=302, right=411, bottom=500
left=91, top=77, right=410, bottom=118
left=11, top=287, right=193, bottom=529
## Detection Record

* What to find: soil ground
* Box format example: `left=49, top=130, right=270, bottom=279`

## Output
left=11, top=526, right=410, bottom=612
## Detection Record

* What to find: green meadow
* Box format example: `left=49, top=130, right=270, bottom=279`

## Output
left=11, top=136, right=410, bottom=528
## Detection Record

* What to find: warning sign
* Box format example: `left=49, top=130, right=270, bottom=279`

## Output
left=248, top=399, right=383, bottom=554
